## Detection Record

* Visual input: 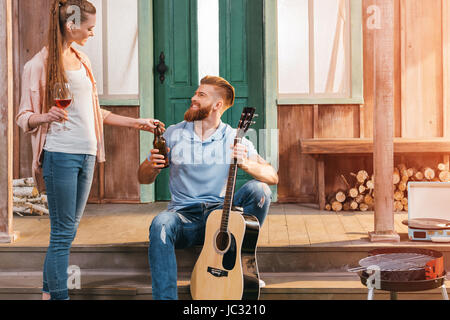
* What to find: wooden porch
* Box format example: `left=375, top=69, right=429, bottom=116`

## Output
left=1, top=203, right=450, bottom=300
left=0, top=203, right=414, bottom=248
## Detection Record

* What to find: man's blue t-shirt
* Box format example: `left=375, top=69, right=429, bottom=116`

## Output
left=161, top=121, right=258, bottom=211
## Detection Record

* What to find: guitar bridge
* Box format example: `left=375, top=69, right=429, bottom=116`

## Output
left=207, top=267, right=228, bottom=278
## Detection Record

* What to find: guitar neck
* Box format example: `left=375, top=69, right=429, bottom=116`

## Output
left=220, top=137, right=241, bottom=232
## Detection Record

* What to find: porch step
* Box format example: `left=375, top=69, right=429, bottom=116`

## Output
left=0, top=271, right=448, bottom=300
left=3, top=244, right=450, bottom=273
left=2, top=244, right=450, bottom=300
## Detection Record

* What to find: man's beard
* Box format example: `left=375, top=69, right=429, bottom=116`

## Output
left=184, top=103, right=212, bottom=122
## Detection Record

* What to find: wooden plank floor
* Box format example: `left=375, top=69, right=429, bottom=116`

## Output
left=0, top=202, right=429, bottom=248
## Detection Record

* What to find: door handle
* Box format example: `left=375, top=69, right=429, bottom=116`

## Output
left=156, top=52, right=168, bottom=84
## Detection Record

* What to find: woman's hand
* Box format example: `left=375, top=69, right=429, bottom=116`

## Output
left=45, top=106, right=68, bottom=123
left=135, top=119, right=165, bottom=133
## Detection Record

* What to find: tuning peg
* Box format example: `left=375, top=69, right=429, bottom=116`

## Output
left=251, top=121, right=257, bottom=125
left=253, top=114, right=259, bottom=118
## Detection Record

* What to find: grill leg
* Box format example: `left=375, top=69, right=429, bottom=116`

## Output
left=367, top=288, right=374, bottom=300
left=390, top=292, right=398, bottom=300
left=441, top=285, right=449, bottom=300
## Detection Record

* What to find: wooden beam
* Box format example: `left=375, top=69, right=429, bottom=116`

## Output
left=300, top=138, right=450, bottom=154
left=317, top=156, right=326, bottom=211
left=0, top=0, right=16, bottom=243
left=359, top=104, right=365, bottom=138
left=313, top=105, right=319, bottom=139
left=12, top=0, right=19, bottom=179
left=369, top=0, right=399, bottom=242
left=444, top=0, right=450, bottom=138
left=99, top=162, right=105, bottom=203
left=400, top=0, right=407, bottom=138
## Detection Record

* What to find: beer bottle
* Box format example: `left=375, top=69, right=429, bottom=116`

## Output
left=153, top=122, right=169, bottom=168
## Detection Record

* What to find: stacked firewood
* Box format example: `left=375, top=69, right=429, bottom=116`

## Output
left=325, top=162, right=450, bottom=213
left=325, top=170, right=374, bottom=213
left=13, top=178, right=49, bottom=216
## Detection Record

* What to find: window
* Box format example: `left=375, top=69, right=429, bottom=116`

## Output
left=73, top=0, right=139, bottom=104
left=198, top=0, right=220, bottom=81
left=277, top=0, right=363, bottom=104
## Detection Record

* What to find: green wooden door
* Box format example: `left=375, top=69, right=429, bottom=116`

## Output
left=219, top=0, right=265, bottom=191
left=153, top=0, right=264, bottom=200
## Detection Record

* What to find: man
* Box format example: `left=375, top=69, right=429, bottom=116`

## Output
left=138, top=76, right=278, bottom=300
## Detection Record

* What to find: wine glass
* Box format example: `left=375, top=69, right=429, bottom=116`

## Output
left=54, top=82, right=73, bottom=132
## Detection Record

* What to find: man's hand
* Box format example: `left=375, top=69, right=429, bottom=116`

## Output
left=231, top=143, right=249, bottom=169
left=230, top=143, right=279, bottom=185
left=148, top=148, right=170, bottom=170
left=138, top=147, right=171, bottom=185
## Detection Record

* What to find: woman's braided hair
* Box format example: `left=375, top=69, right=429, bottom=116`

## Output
left=45, top=0, right=96, bottom=112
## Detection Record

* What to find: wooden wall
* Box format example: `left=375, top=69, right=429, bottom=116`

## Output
left=87, top=106, right=141, bottom=204
left=15, top=0, right=450, bottom=205
left=1, top=0, right=13, bottom=239
left=277, top=0, right=450, bottom=203
left=13, top=0, right=142, bottom=203
left=12, top=0, right=51, bottom=180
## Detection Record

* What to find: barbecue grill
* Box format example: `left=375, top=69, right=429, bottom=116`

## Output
left=349, top=248, right=448, bottom=300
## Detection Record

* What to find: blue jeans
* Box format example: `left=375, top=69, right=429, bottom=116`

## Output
left=148, top=180, right=272, bottom=300
left=42, top=151, right=96, bottom=300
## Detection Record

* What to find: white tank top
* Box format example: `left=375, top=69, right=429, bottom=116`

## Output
left=44, top=64, right=97, bottom=156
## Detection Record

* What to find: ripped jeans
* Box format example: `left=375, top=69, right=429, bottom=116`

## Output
left=148, top=180, right=272, bottom=300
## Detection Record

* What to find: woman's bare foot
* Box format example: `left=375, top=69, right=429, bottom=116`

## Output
left=42, top=292, right=51, bottom=300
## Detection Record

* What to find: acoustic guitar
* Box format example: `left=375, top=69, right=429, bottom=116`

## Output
left=190, top=107, right=261, bottom=300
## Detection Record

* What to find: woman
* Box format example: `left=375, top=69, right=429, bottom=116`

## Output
left=16, top=0, right=161, bottom=300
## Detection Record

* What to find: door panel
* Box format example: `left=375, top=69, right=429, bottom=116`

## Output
left=153, top=0, right=264, bottom=199
left=154, top=0, right=198, bottom=200
left=220, top=0, right=265, bottom=191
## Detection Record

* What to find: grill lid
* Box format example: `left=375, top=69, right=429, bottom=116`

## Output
left=359, top=253, right=434, bottom=272
left=349, top=248, right=445, bottom=282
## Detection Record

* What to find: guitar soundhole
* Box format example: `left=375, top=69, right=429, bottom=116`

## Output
left=216, top=231, right=230, bottom=252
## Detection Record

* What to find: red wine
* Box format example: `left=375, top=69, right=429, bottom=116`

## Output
left=55, top=99, right=72, bottom=109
